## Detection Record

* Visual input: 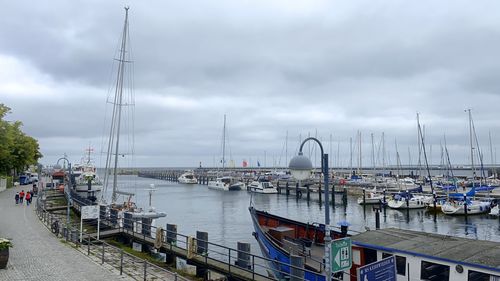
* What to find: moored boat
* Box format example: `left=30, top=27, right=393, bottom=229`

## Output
left=441, top=200, right=491, bottom=215
left=208, top=176, right=243, bottom=191
left=178, top=171, right=198, bottom=184
left=248, top=178, right=278, bottom=194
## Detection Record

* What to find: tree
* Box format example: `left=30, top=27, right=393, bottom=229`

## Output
left=0, top=104, right=42, bottom=175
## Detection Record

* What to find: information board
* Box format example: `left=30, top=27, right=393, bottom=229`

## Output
left=81, top=205, right=99, bottom=219
left=331, top=237, right=352, bottom=272
left=357, top=256, right=396, bottom=281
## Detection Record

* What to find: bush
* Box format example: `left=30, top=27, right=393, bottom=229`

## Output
left=0, top=238, right=12, bottom=250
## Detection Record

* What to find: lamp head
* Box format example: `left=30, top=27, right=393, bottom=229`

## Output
left=288, top=151, right=313, bottom=180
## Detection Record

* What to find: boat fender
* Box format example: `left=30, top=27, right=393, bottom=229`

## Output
left=297, top=190, right=302, bottom=198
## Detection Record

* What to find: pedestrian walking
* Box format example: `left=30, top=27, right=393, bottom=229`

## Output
left=15, top=192, right=19, bottom=204
left=26, top=191, right=31, bottom=206
left=19, top=190, right=25, bottom=203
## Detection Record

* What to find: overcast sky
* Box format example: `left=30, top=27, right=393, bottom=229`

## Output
left=1, top=0, right=500, bottom=168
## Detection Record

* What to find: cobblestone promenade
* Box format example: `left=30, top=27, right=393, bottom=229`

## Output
left=0, top=185, right=131, bottom=281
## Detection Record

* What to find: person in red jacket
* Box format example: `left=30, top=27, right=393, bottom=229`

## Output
left=19, top=190, right=25, bottom=203
left=25, top=191, right=31, bottom=206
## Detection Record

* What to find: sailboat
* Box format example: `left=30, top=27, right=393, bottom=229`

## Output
left=100, top=7, right=165, bottom=220
left=208, top=114, right=244, bottom=191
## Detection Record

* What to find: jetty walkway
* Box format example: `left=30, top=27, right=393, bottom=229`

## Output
left=0, top=185, right=131, bottom=281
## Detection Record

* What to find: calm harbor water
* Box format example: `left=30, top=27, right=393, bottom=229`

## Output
left=102, top=175, right=500, bottom=256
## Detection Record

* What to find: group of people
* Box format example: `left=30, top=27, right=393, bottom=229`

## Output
left=15, top=188, right=34, bottom=206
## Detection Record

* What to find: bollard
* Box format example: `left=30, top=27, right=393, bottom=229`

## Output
left=196, top=231, right=208, bottom=278
left=236, top=242, right=251, bottom=269
left=290, top=255, right=305, bottom=281
left=166, top=224, right=177, bottom=264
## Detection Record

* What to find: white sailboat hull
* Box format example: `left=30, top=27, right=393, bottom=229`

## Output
left=442, top=201, right=491, bottom=215
left=388, top=196, right=429, bottom=209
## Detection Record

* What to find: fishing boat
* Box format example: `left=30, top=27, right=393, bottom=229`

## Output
left=178, top=171, right=198, bottom=184
left=208, top=114, right=244, bottom=191
left=74, top=147, right=103, bottom=192
left=248, top=177, right=278, bottom=194
left=357, top=187, right=384, bottom=205
left=441, top=200, right=491, bottom=215
left=99, top=7, right=165, bottom=221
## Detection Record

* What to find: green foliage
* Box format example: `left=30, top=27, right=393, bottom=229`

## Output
left=0, top=104, right=42, bottom=176
left=0, top=238, right=12, bottom=250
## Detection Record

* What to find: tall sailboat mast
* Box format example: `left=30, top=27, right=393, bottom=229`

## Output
left=105, top=7, right=130, bottom=204
left=222, top=114, right=226, bottom=170
left=466, top=109, right=475, bottom=183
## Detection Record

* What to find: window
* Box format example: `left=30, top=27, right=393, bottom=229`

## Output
left=381, top=253, right=406, bottom=276
left=468, top=270, right=500, bottom=281
left=421, top=260, right=450, bottom=281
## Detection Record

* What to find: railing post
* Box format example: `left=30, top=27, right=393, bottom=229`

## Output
left=101, top=243, right=105, bottom=264
left=228, top=248, right=231, bottom=274
left=120, top=249, right=124, bottom=275
left=174, top=273, right=178, bottom=281
left=252, top=255, right=255, bottom=280
left=143, top=260, right=147, bottom=281
left=87, top=233, right=91, bottom=255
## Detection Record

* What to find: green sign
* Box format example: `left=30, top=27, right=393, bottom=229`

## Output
left=331, top=237, right=352, bottom=272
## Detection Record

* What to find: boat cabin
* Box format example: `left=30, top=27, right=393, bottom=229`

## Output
left=349, top=228, right=500, bottom=281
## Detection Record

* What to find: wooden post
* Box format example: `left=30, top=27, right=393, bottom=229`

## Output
left=196, top=231, right=208, bottom=279
left=166, top=224, right=177, bottom=264
left=306, top=184, right=310, bottom=201
left=286, top=181, right=290, bottom=196
left=236, top=242, right=251, bottom=269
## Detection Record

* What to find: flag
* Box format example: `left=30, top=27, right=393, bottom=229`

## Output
left=242, top=160, right=248, bottom=167
left=257, top=161, right=261, bottom=167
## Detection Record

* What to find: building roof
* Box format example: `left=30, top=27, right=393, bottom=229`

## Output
left=352, top=228, right=500, bottom=271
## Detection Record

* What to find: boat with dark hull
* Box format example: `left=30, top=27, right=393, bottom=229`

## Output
left=249, top=207, right=357, bottom=281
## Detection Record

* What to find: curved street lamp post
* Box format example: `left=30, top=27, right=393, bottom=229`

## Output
left=289, top=137, right=332, bottom=280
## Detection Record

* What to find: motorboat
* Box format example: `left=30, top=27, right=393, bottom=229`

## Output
left=178, top=171, right=198, bottom=184
left=441, top=200, right=491, bottom=215
left=248, top=178, right=278, bottom=194
left=357, top=187, right=384, bottom=205
left=208, top=176, right=243, bottom=191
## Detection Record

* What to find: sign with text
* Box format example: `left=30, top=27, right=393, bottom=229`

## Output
left=81, top=205, right=99, bottom=219
left=357, top=256, right=396, bottom=281
left=331, top=237, right=352, bottom=272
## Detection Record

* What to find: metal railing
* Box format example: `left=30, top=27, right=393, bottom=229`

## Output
left=36, top=190, right=189, bottom=281
left=38, top=187, right=345, bottom=281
